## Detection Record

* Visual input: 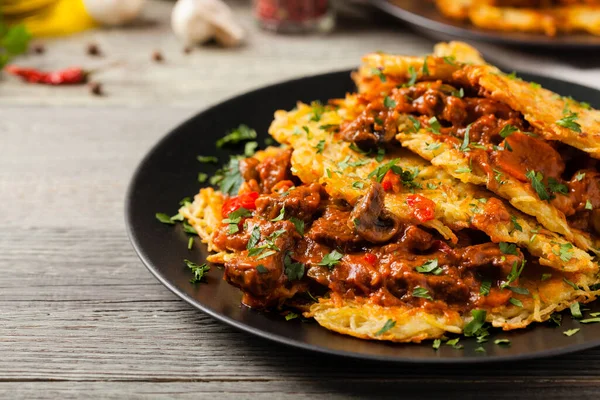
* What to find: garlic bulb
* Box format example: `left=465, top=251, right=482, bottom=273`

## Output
left=171, top=0, right=244, bottom=47
left=84, top=0, right=146, bottom=26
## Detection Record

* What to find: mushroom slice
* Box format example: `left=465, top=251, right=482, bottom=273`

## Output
left=349, top=182, right=400, bottom=243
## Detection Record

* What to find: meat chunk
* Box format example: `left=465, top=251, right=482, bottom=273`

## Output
left=307, top=205, right=364, bottom=250
left=255, top=183, right=322, bottom=221
left=256, top=148, right=294, bottom=193
left=458, top=242, right=523, bottom=278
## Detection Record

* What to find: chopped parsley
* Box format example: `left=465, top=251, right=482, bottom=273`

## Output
left=216, top=124, right=257, bottom=148
left=455, top=166, right=471, bottom=174
left=317, top=250, right=344, bottom=269
left=406, top=65, right=418, bottom=86
left=549, top=313, right=562, bottom=326
left=427, top=182, right=438, bottom=190
left=408, top=115, right=421, bottom=132
left=553, top=243, right=574, bottom=262
left=256, top=265, right=269, bottom=274
left=247, top=226, right=261, bottom=250
left=509, top=298, right=523, bottom=307
left=525, top=170, right=551, bottom=201
left=425, top=142, right=441, bottom=151
left=375, top=319, right=396, bottom=336
left=507, top=286, right=529, bottom=295
left=563, top=277, right=579, bottom=290
left=570, top=302, right=582, bottom=319
left=285, top=312, right=299, bottom=321
left=500, top=261, right=525, bottom=289
left=197, top=172, right=208, bottom=183
left=244, top=141, right=258, bottom=157
left=541, top=273, right=552, bottom=281
left=480, top=280, right=491, bottom=296
left=368, top=158, right=400, bottom=182
left=197, top=155, right=218, bottom=163
left=475, top=346, right=486, bottom=353
left=452, top=88, right=464, bottom=98
left=413, top=286, right=433, bottom=300
left=223, top=207, right=252, bottom=234
left=156, top=213, right=175, bottom=225
left=499, top=242, right=518, bottom=255
left=383, top=96, right=397, bottom=108
left=428, top=117, right=441, bottom=134
left=284, top=252, right=305, bottom=281
left=556, top=112, right=582, bottom=133
left=446, top=338, right=463, bottom=349
left=580, top=318, right=600, bottom=324
left=185, top=259, right=210, bottom=283
left=494, top=339, right=511, bottom=346
left=182, top=221, right=198, bottom=235
left=415, top=259, right=442, bottom=275
left=432, top=339, right=442, bottom=350
left=463, top=309, right=487, bottom=337
left=352, top=181, right=365, bottom=189
left=422, top=56, right=430, bottom=75
left=459, top=124, right=472, bottom=152
left=376, top=147, right=385, bottom=162
left=271, top=206, right=286, bottom=221
left=586, top=200, right=593, bottom=210
left=548, top=178, right=568, bottom=195
left=255, top=250, right=276, bottom=260
left=289, top=217, right=305, bottom=236
left=443, top=56, right=456, bottom=65
left=510, top=215, right=523, bottom=232
left=371, top=67, right=386, bottom=82
left=211, top=157, right=244, bottom=195
left=314, top=139, right=326, bottom=154
left=563, top=328, right=580, bottom=336
left=576, top=172, right=586, bottom=181
left=187, top=237, right=194, bottom=250
left=530, top=82, right=541, bottom=89
left=310, top=101, right=325, bottom=121
left=498, top=124, right=517, bottom=138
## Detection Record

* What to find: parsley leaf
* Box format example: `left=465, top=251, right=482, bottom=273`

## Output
left=156, top=213, right=175, bottom=225
left=289, top=217, right=305, bottom=236
left=548, top=178, right=568, bottom=195
left=197, top=155, right=218, bottom=163
left=428, top=117, right=441, bottom=134
left=314, top=139, right=326, bottom=154
left=422, top=56, right=430, bottom=75
left=368, top=158, right=399, bottom=182
left=480, top=280, right=491, bottom=296
left=197, top=172, right=208, bottom=183
left=223, top=208, right=252, bottom=234
left=284, top=252, right=305, bottom=281
left=509, top=298, right=523, bottom=307
left=383, top=96, right=397, bottom=108
left=375, top=319, right=396, bottom=336
left=455, top=166, right=471, bottom=174
left=256, top=265, right=269, bottom=274
left=216, top=125, right=257, bottom=148
left=244, top=141, right=258, bottom=157
left=500, top=261, right=525, bottom=289
left=563, top=328, right=580, bottom=336
left=185, top=259, right=210, bottom=283
left=570, top=302, right=583, bottom=319
left=425, top=142, right=441, bottom=151
left=541, top=273, right=552, bottom=281
left=318, top=250, right=344, bottom=269
left=452, top=88, right=464, bottom=98
left=549, top=313, right=562, bottom=326
left=406, top=65, right=417, bottom=86
left=211, top=157, right=244, bottom=196
left=247, top=225, right=261, bottom=250
left=432, top=339, right=442, bottom=350
left=499, top=242, right=518, bottom=255
left=498, top=124, right=517, bottom=138
left=408, top=115, right=421, bottom=132
left=443, top=56, right=456, bottom=65
left=371, top=67, right=386, bottom=82
left=575, top=172, right=586, bottom=181
left=494, top=339, right=511, bottom=346
left=285, top=312, right=299, bottom=321
left=556, top=112, right=582, bottom=133
left=463, top=309, right=487, bottom=337
left=586, top=200, right=593, bottom=210
left=525, top=170, right=551, bottom=201
left=554, top=243, right=574, bottom=262
left=310, top=101, right=325, bottom=122
left=510, top=215, right=523, bottom=232
left=415, top=259, right=442, bottom=275
left=413, top=286, right=433, bottom=300
left=580, top=318, right=600, bottom=324
left=459, top=124, right=472, bottom=152
left=563, top=277, right=579, bottom=290
left=271, top=206, right=286, bottom=221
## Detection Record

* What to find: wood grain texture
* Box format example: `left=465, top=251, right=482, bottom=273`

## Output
left=2, top=1, right=600, bottom=398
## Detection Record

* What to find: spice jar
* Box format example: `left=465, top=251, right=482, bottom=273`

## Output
left=253, top=0, right=335, bottom=34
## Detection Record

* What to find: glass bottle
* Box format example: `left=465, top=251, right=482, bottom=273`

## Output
left=253, top=0, right=335, bottom=34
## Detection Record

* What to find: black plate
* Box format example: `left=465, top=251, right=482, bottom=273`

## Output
left=126, top=69, right=600, bottom=363
left=371, top=0, right=600, bottom=49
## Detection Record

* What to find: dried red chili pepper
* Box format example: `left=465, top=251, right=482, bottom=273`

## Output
left=4, top=65, right=89, bottom=85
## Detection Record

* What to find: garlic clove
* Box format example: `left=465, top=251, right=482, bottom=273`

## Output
left=171, top=0, right=244, bottom=47
left=84, top=0, right=146, bottom=26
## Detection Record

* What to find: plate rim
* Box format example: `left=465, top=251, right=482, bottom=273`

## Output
left=370, top=0, right=600, bottom=49
left=125, top=69, right=600, bottom=364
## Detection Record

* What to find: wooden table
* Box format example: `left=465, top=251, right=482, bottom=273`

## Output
left=2, top=1, right=600, bottom=398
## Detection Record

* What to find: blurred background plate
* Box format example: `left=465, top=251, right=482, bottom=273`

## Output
left=370, top=0, right=600, bottom=49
